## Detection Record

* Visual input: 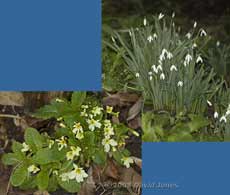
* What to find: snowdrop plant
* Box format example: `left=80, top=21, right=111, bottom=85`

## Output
left=105, top=14, right=222, bottom=114
left=2, top=92, right=138, bottom=193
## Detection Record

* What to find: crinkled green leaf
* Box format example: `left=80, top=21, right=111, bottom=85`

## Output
left=37, top=168, right=49, bottom=190
left=24, top=128, right=44, bottom=150
left=2, top=153, right=23, bottom=165
left=58, top=178, right=81, bottom=193
left=71, top=92, right=86, bottom=108
left=10, top=165, right=28, bottom=186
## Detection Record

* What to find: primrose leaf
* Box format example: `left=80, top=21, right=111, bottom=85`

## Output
left=37, top=169, right=49, bottom=190
left=1, top=153, right=22, bottom=165
left=10, top=165, right=28, bottom=186
left=48, top=175, right=58, bottom=192
left=33, top=147, right=66, bottom=165
left=12, top=141, right=23, bottom=153
left=25, top=128, right=44, bottom=150
left=93, top=149, right=107, bottom=165
left=71, top=92, right=86, bottom=108
left=58, top=178, right=81, bottom=193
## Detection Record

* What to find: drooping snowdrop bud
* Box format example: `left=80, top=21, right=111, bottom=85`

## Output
left=143, top=18, right=147, bottom=26
left=216, top=41, right=220, bottom=47
left=193, top=21, right=197, bottom=28
left=170, top=65, right=178, bottom=72
left=214, top=112, right=219, bottom=119
left=135, top=73, right=140, bottom=78
left=200, top=29, right=207, bottom=37
left=148, top=71, right=153, bottom=75
left=111, top=36, right=116, bottom=43
left=186, top=32, right=191, bottom=39
left=129, top=30, right=132, bottom=37
left=172, top=12, right=175, bottom=18
left=158, top=13, right=164, bottom=20
left=196, top=56, right=203, bottom=63
left=177, top=81, right=183, bottom=87
left=207, top=100, right=212, bottom=106
left=149, top=76, right=153, bottom=81
left=160, top=73, right=165, bottom=80
left=192, top=43, right=197, bottom=49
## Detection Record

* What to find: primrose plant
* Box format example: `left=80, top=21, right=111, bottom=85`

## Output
left=105, top=13, right=222, bottom=114
left=2, top=92, right=138, bottom=193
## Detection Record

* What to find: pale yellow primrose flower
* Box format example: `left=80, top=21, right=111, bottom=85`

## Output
left=66, top=146, right=81, bottom=161
left=102, top=137, right=118, bottom=152
left=28, top=165, right=40, bottom=174
left=104, top=119, right=112, bottom=127
left=60, top=172, right=70, bottom=182
left=73, top=122, right=83, bottom=133
left=21, top=142, right=30, bottom=152
left=87, top=118, right=102, bottom=131
left=106, top=106, right=113, bottom=114
left=121, top=157, right=134, bottom=168
left=48, top=140, right=55, bottom=148
left=92, top=106, right=103, bottom=116
left=56, top=136, right=67, bottom=151
left=68, top=164, right=88, bottom=183
left=104, top=126, right=114, bottom=137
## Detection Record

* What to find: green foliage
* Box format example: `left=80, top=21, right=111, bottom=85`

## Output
left=142, top=111, right=224, bottom=142
left=2, top=92, right=137, bottom=193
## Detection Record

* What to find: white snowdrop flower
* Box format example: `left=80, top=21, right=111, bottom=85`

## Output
left=147, top=35, right=154, bottom=43
left=152, top=65, right=158, bottom=73
left=158, top=13, right=164, bottom=20
left=207, top=100, right=212, bottom=106
left=216, top=41, right=220, bottom=47
left=193, top=21, right=197, bottom=28
left=160, top=73, right=165, bottom=80
left=135, top=72, right=140, bottom=78
left=185, top=54, right=192, bottom=63
left=111, top=36, right=116, bottom=43
left=200, top=29, right=207, bottom=36
left=143, top=18, right=147, bottom=26
left=157, top=65, right=163, bottom=72
left=196, top=56, right=203, bottom=63
left=192, top=43, right=197, bottom=49
left=220, top=116, right=227, bottom=123
left=186, top=32, right=191, bottom=39
left=184, top=54, right=192, bottom=66
left=121, top=157, right=134, bottom=168
left=153, top=33, right=158, bottom=39
left=170, top=65, right=177, bottom=72
left=177, top=81, right=183, bottom=87
left=149, top=76, right=153, bottom=81
left=172, top=12, right=175, bottom=18
left=167, top=52, right=173, bottom=59
left=214, top=112, right=219, bottom=119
